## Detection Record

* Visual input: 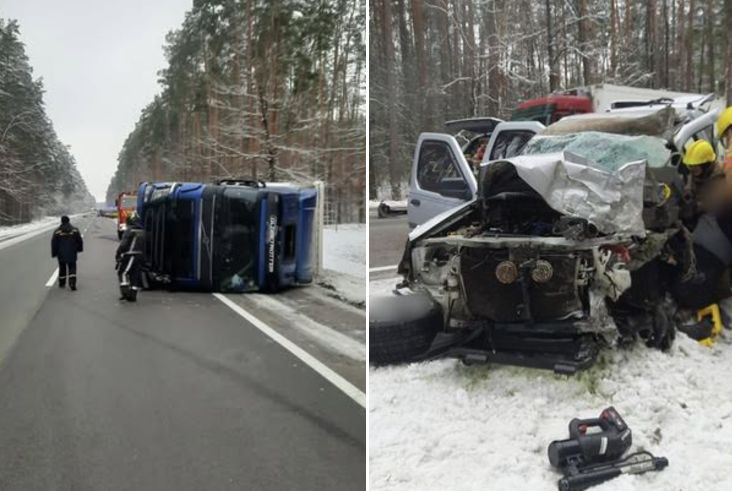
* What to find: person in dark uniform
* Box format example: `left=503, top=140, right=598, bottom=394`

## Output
left=115, top=212, right=145, bottom=301
left=51, top=215, right=84, bottom=290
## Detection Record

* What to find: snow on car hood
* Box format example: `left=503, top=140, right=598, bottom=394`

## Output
left=496, top=150, right=647, bottom=236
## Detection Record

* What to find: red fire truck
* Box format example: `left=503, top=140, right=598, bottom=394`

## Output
left=115, top=191, right=137, bottom=240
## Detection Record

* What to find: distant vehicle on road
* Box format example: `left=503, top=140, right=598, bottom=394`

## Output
left=376, top=200, right=407, bottom=218
left=137, top=179, right=317, bottom=292
left=115, top=191, right=137, bottom=239
left=97, top=207, right=117, bottom=218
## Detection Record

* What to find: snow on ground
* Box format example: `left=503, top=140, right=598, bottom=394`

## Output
left=0, top=214, right=92, bottom=252
left=323, top=223, right=365, bottom=275
left=369, top=278, right=732, bottom=491
left=319, top=223, right=365, bottom=306
left=369, top=199, right=408, bottom=207
left=0, top=216, right=59, bottom=239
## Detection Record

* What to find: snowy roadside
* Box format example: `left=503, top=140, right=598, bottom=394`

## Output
left=0, top=216, right=60, bottom=240
left=0, top=214, right=89, bottom=252
left=0, top=212, right=91, bottom=240
left=318, top=223, right=366, bottom=307
left=369, top=279, right=732, bottom=491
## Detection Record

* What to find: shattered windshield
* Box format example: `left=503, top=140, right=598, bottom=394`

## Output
left=523, top=131, right=671, bottom=171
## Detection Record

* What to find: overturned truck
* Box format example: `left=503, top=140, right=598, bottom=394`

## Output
left=372, top=107, right=716, bottom=373
left=136, top=180, right=318, bottom=293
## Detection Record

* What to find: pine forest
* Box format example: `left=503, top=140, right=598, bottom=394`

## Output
left=370, top=0, right=732, bottom=198
left=106, top=0, right=366, bottom=224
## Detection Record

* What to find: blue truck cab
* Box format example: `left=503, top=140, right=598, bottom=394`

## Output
left=136, top=180, right=317, bottom=292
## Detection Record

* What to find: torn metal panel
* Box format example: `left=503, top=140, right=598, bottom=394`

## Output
left=485, top=151, right=647, bottom=236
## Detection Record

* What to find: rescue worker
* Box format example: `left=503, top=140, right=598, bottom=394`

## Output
left=115, top=212, right=145, bottom=301
left=681, top=139, right=727, bottom=224
left=51, top=215, right=84, bottom=290
left=717, top=106, right=732, bottom=170
left=672, top=138, right=732, bottom=339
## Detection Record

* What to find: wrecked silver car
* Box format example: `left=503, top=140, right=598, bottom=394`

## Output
left=372, top=108, right=712, bottom=374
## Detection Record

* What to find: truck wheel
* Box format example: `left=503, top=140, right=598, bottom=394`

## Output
left=369, top=292, right=443, bottom=366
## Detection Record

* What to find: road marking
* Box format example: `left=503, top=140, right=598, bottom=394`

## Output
left=81, top=219, right=92, bottom=237
left=369, top=264, right=397, bottom=273
left=45, top=268, right=59, bottom=287
left=247, top=293, right=365, bottom=361
left=213, top=293, right=366, bottom=408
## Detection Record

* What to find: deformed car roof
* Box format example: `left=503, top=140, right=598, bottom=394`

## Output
left=541, top=106, right=676, bottom=140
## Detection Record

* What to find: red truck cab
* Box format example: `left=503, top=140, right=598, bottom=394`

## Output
left=116, top=192, right=137, bottom=240
left=510, top=94, right=593, bottom=125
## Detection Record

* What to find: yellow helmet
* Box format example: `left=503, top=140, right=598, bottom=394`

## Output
left=683, top=140, right=717, bottom=167
left=717, top=107, right=732, bottom=138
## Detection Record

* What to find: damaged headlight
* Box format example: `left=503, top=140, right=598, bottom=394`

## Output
left=531, top=259, right=554, bottom=283
left=495, top=261, right=518, bottom=284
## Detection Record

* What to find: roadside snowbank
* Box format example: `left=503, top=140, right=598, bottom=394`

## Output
left=369, top=278, right=732, bottom=491
left=320, top=223, right=365, bottom=306
left=0, top=216, right=59, bottom=239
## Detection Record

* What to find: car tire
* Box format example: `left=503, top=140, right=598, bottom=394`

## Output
left=377, top=203, right=390, bottom=218
left=369, top=292, right=443, bottom=366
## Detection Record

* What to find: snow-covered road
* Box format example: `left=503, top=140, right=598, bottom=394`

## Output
left=369, top=279, right=732, bottom=491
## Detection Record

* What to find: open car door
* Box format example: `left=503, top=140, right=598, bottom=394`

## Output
left=481, top=121, right=545, bottom=163
left=408, top=133, right=477, bottom=228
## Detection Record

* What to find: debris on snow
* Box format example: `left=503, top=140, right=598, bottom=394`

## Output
left=369, top=280, right=732, bottom=490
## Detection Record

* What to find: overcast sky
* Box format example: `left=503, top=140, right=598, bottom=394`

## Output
left=1, top=0, right=192, bottom=202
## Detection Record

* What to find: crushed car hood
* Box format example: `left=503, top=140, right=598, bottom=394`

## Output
left=485, top=151, right=647, bottom=236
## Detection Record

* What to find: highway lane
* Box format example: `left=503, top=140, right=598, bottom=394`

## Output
left=369, top=211, right=408, bottom=281
left=0, top=216, right=365, bottom=490
left=0, top=214, right=95, bottom=363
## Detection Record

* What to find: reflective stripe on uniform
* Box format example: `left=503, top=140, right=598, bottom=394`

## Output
left=123, top=256, right=135, bottom=275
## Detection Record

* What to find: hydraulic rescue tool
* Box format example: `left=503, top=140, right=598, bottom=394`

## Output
left=547, top=407, right=668, bottom=490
